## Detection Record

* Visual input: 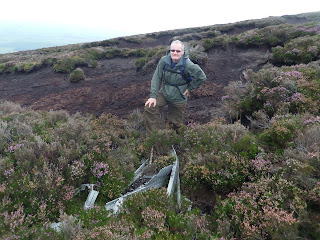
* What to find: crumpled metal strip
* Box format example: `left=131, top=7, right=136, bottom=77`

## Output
left=105, top=164, right=173, bottom=213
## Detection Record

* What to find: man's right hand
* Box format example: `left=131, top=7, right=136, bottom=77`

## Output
left=145, top=98, right=157, bottom=107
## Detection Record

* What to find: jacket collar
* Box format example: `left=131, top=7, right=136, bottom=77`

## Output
left=164, top=45, right=189, bottom=67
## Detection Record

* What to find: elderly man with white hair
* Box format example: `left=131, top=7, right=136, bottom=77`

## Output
left=144, top=40, right=207, bottom=135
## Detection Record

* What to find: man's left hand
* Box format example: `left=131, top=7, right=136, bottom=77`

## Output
left=183, top=89, right=190, bottom=97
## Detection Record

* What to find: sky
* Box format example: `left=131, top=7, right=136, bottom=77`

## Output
left=2, top=0, right=319, bottom=35
left=0, top=0, right=319, bottom=51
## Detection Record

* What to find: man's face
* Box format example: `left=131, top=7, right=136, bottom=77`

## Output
left=170, top=43, right=184, bottom=63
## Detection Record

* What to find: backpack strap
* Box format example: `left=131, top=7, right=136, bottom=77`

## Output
left=163, top=58, right=193, bottom=84
left=163, top=62, right=169, bottom=72
left=180, top=58, right=193, bottom=84
left=162, top=58, right=193, bottom=99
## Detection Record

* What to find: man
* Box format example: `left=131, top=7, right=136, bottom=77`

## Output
left=144, top=40, right=207, bottom=135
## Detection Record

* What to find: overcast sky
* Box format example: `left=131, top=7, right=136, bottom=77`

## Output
left=2, top=0, right=319, bottom=37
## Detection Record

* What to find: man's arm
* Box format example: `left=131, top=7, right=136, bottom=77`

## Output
left=150, top=57, right=165, bottom=99
left=145, top=57, right=165, bottom=107
left=187, top=64, right=207, bottom=91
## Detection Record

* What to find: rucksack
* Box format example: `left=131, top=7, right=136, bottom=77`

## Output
left=162, top=58, right=193, bottom=84
left=162, top=58, right=193, bottom=99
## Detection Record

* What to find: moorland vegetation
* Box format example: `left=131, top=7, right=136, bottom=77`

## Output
left=0, top=11, right=320, bottom=239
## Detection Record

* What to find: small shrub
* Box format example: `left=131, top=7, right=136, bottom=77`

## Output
left=0, top=64, right=4, bottom=73
left=222, top=80, right=249, bottom=121
left=258, top=114, right=300, bottom=150
left=85, top=48, right=106, bottom=60
left=68, top=68, right=85, bottom=83
left=53, top=56, right=87, bottom=73
left=135, top=57, right=148, bottom=70
left=183, top=151, right=250, bottom=192
left=236, top=28, right=263, bottom=47
left=188, top=44, right=208, bottom=64
left=213, top=177, right=301, bottom=240
left=11, top=61, right=43, bottom=73
left=99, top=39, right=119, bottom=47
left=154, top=155, right=175, bottom=172
left=135, top=56, right=147, bottom=70
left=271, top=35, right=320, bottom=66
left=124, top=37, right=142, bottom=44
left=130, top=48, right=147, bottom=57
left=223, top=64, right=320, bottom=124
left=202, top=35, right=230, bottom=51
left=112, top=188, right=211, bottom=239
left=105, top=48, right=122, bottom=58
left=232, top=134, right=260, bottom=159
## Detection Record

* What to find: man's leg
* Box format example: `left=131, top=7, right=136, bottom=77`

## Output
left=144, top=92, right=167, bottom=135
left=167, top=101, right=187, bottom=131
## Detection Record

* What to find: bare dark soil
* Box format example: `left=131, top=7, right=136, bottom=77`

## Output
left=0, top=16, right=309, bottom=122
left=0, top=44, right=270, bottom=125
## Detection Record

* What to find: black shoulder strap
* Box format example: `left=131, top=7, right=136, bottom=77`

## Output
left=163, top=58, right=192, bottom=83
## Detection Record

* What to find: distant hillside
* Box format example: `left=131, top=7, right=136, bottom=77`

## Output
left=0, top=22, right=124, bottom=54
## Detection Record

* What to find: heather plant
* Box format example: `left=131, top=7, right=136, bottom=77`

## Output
left=135, top=46, right=167, bottom=72
left=85, top=47, right=106, bottom=60
left=2, top=15, right=320, bottom=237
left=144, top=128, right=180, bottom=155
left=236, top=28, right=263, bottom=47
left=236, top=22, right=320, bottom=49
left=68, top=67, right=85, bottom=83
left=53, top=55, right=88, bottom=73
left=203, top=22, right=318, bottom=51
left=0, top=103, right=142, bottom=239
left=183, top=151, right=250, bottom=193
left=180, top=121, right=257, bottom=192
left=0, top=61, right=45, bottom=74
left=213, top=177, right=302, bottom=240
left=154, top=154, right=175, bottom=172
left=135, top=56, right=147, bottom=70
left=180, top=120, right=259, bottom=157
left=188, top=43, right=208, bottom=65
left=82, top=152, right=128, bottom=201
left=112, top=188, right=215, bottom=239
left=221, top=80, right=249, bottom=121
left=202, top=34, right=231, bottom=51
left=223, top=63, right=320, bottom=125
left=271, top=35, right=320, bottom=65
left=124, top=37, right=142, bottom=44
left=257, top=24, right=297, bottom=47
left=258, top=113, right=300, bottom=151
left=16, top=61, right=43, bottom=73
left=282, top=118, right=320, bottom=192
left=124, top=108, right=145, bottom=137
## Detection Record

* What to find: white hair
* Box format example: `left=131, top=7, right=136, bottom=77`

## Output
left=170, top=40, right=184, bottom=50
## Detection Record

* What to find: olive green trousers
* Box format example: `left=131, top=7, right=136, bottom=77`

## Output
left=144, top=92, right=187, bottom=135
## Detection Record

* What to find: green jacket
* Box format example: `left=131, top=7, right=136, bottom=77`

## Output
left=150, top=47, right=207, bottom=103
